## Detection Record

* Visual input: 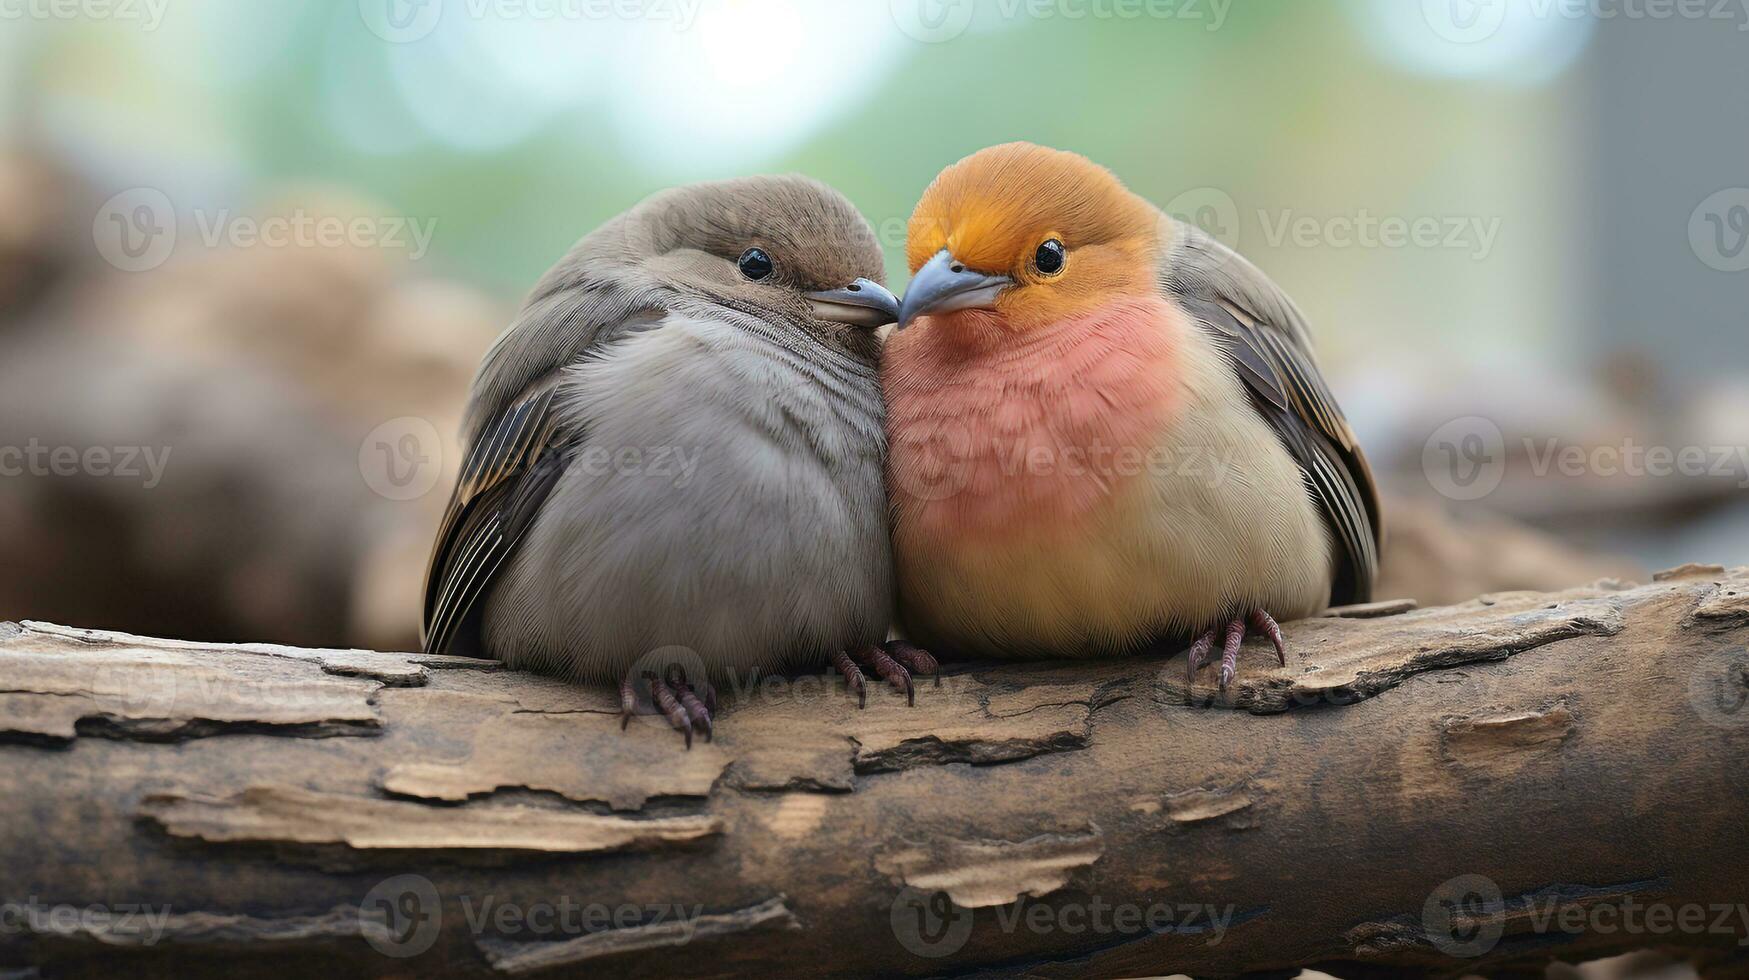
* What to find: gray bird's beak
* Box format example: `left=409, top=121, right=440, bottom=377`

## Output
left=805, top=278, right=901, bottom=328
left=896, top=249, right=1013, bottom=330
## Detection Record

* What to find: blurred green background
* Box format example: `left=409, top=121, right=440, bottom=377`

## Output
left=0, top=0, right=1744, bottom=649
left=0, top=0, right=1595, bottom=351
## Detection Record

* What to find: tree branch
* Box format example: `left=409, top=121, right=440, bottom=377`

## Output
left=2, top=565, right=1747, bottom=978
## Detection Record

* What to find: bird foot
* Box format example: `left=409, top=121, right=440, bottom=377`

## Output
left=831, top=641, right=939, bottom=708
left=1184, top=609, right=1288, bottom=691
left=619, top=669, right=714, bottom=749
left=886, top=640, right=941, bottom=688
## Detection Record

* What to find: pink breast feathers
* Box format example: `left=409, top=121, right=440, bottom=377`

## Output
left=883, top=295, right=1190, bottom=543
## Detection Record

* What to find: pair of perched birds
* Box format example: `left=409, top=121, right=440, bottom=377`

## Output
left=421, top=142, right=1382, bottom=745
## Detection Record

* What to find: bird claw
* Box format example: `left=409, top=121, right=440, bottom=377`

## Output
left=669, top=671, right=714, bottom=744
left=833, top=642, right=938, bottom=708
left=1184, top=630, right=1217, bottom=684
left=621, top=640, right=943, bottom=742
left=885, top=640, right=941, bottom=687
left=618, top=670, right=715, bottom=748
left=830, top=649, right=866, bottom=708
left=868, top=646, right=915, bottom=706
left=1182, top=609, right=1290, bottom=692
left=648, top=675, right=693, bottom=749
left=1249, top=609, right=1287, bottom=666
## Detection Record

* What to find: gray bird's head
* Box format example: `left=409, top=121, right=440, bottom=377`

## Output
left=589, top=175, right=897, bottom=362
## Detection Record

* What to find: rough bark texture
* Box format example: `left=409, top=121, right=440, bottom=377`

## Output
left=1, top=566, right=1748, bottom=979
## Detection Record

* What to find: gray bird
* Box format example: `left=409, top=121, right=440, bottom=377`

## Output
left=421, top=176, right=934, bottom=745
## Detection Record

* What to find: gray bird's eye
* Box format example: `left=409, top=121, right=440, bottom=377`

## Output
left=738, top=247, right=774, bottom=281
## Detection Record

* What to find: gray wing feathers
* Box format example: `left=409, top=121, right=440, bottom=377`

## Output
left=422, top=271, right=669, bottom=656
left=1161, top=219, right=1383, bottom=605
left=465, top=273, right=664, bottom=435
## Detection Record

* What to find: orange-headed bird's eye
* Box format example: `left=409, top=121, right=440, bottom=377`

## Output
left=1034, top=239, right=1066, bottom=277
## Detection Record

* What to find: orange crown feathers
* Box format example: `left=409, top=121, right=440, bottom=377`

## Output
left=905, top=142, right=1158, bottom=276
left=902, top=143, right=1163, bottom=331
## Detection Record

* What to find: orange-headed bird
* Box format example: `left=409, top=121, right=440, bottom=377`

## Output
left=885, top=142, right=1382, bottom=688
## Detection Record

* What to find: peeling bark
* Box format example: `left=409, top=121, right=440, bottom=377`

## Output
left=874, top=828, right=1107, bottom=909
left=139, top=786, right=721, bottom=854
left=476, top=897, right=799, bottom=975
left=1, top=569, right=1748, bottom=978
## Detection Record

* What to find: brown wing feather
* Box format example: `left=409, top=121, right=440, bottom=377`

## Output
left=420, top=279, right=670, bottom=657
left=1159, top=220, right=1383, bottom=605
left=419, top=373, right=565, bottom=655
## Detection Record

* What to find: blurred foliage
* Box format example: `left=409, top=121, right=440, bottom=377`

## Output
left=1, top=0, right=1587, bottom=370
left=3, top=0, right=1746, bottom=643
